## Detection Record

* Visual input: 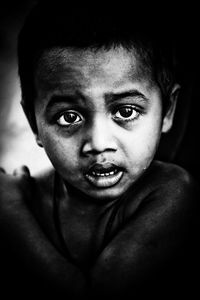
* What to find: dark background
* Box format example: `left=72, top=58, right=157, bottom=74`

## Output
left=0, top=1, right=200, bottom=181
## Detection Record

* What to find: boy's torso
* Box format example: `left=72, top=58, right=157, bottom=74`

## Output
left=0, top=160, right=199, bottom=297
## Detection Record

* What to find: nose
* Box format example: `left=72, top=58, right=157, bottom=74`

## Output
left=81, top=115, right=117, bottom=155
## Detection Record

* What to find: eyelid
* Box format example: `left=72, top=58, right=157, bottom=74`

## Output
left=112, top=104, right=141, bottom=122
left=53, top=107, right=82, bottom=118
left=112, top=103, right=142, bottom=113
left=105, top=90, right=149, bottom=103
left=109, top=98, right=146, bottom=110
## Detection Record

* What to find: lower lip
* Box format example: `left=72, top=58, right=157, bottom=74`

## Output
left=85, top=170, right=123, bottom=188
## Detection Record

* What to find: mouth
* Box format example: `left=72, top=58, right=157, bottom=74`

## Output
left=85, top=163, right=124, bottom=188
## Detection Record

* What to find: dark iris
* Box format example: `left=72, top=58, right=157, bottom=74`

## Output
left=64, top=112, right=78, bottom=123
left=119, top=107, right=133, bottom=118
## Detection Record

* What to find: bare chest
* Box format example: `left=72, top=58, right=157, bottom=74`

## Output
left=55, top=210, right=109, bottom=267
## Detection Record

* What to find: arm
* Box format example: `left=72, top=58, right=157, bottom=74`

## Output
left=0, top=168, right=87, bottom=296
left=0, top=163, right=198, bottom=296
left=89, top=167, right=199, bottom=296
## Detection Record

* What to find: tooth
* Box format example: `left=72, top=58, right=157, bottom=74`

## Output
left=90, top=168, right=121, bottom=177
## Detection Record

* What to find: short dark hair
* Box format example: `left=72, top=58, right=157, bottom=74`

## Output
left=18, top=0, right=178, bottom=132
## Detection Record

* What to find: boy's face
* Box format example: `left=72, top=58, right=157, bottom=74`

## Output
left=34, top=46, right=166, bottom=201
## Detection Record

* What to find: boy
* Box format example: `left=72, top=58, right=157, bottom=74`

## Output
left=0, top=1, right=199, bottom=298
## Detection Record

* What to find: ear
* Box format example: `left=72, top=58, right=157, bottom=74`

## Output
left=162, top=84, right=180, bottom=133
left=35, top=135, right=43, bottom=147
left=21, top=99, right=43, bottom=147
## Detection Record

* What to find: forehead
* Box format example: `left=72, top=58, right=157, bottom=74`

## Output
left=35, top=46, right=153, bottom=95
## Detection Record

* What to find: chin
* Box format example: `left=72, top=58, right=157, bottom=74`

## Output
left=84, top=186, right=128, bottom=202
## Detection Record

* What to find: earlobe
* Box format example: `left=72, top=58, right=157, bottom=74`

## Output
left=162, top=84, right=180, bottom=133
left=35, top=135, right=43, bottom=147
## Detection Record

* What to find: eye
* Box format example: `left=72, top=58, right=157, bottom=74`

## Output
left=113, top=106, right=139, bottom=122
left=57, top=111, right=82, bottom=126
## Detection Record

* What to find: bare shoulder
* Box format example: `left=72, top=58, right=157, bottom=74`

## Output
left=118, top=161, right=199, bottom=250
left=33, top=167, right=55, bottom=205
left=138, top=161, right=200, bottom=221
left=149, top=160, right=196, bottom=186
left=0, top=166, right=55, bottom=212
left=123, top=161, right=199, bottom=218
left=0, top=171, right=24, bottom=204
left=142, top=160, right=199, bottom=203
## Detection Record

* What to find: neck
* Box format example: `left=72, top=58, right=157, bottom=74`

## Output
left=56, top=173, right=115, bottom=219
left=53, top=172, right=117, bottom=266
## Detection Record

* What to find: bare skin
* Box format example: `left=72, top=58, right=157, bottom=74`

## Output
left=0, top=162, right=197, bottom=298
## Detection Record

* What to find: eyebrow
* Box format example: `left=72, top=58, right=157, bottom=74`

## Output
left=45, top=89, right=149, bottom=112
left=46, top=94, right=84, bottom=112
left=105, top=90, right=149, bottom=103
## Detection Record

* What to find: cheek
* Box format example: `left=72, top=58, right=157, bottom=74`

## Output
left=38, top=128, right=79, bottom=170
left=121, top=117, right=162, bottom=167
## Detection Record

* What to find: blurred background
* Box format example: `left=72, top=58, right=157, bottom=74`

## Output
left=0, top=1, right=200, bottom=180
left=0, top=1, right=52, bottom=175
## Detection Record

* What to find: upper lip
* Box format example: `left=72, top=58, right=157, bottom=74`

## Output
left=86, top=162, right=123, bottom=175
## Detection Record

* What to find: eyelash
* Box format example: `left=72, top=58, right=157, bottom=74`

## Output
left=56, top=105, right=141, bottom=127
left=57, top=110, right=82, bottom=126
left=112, top=105, right=140, bottom=123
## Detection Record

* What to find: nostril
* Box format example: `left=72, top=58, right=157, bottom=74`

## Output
left=81, top=144, right=117, bottom=156
left=81, top=117, right=117, bottom=155
left=81, top=133, right=117, bottom=155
